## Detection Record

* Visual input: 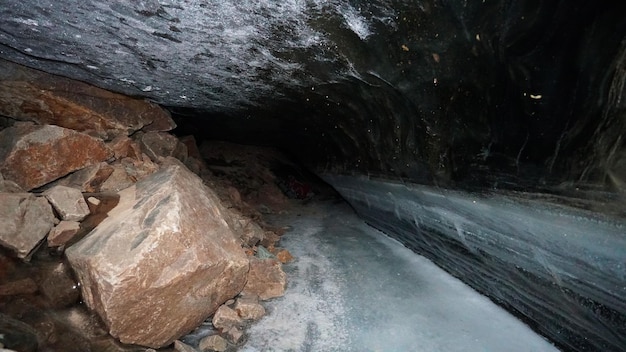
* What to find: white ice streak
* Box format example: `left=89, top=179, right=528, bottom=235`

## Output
left=339, top=4, right=372, bottom=40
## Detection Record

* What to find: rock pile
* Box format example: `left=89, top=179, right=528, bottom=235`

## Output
left=0, top=62, right=292, bottom=351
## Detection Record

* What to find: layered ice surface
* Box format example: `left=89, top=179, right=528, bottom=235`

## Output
left=241, top=200, right=558, bottom=352
left=322, top=175, right=626, bottom=351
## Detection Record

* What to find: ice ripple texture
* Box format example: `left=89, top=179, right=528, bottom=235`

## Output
left=325, top=174, right=626, bottom=352
left=242, top=200, right=558, bottom=352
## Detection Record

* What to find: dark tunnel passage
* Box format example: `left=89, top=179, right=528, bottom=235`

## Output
left=0, top=0, right=625, bottom=351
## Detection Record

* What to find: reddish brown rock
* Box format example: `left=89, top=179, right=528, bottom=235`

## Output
left=108, top=135, right=143, bottom=160
left=47, top=221, right=81, bottom=247
left=234, top=295, right=266, bottom=321
left=0, top=193, right=56, bottom=260
left=99, top=155, right=159, bottom=192
left=65, top=159, right=249, bottom=348
left=0, top=59, right=175, bottom=139
left=241, top=258, right=287, bottom=301
left=229, top=216, right=265, bottom=247
left=274, top=248, right=294, bottom=264
left=212, top=305, right=242, bottom=332
left=0, top=124, right=113, bottom=190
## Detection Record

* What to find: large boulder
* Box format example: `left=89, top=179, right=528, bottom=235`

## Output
left=0, top=124, right=113, bottom=191
left=65, top=159, right=249, bottom=348
left=0, top=59, right=175, bottom=139
left=0, top=193, right=56, bottom=260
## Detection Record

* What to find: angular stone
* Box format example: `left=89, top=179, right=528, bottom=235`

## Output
left=211, top=305, right=242, bottom=332
left=86, top=197, right=100, bottom=207
left=43, top=186, right=90, bottom=221
left=54, top=162, right=115, bottom=193
left=224, top=327, right=243, bottom=344
left=231, top=217, right=265, bottom=247
left=241, top=258, right=287, bottom=301
left=0, top=59, right=175, bottom=139
left=65, top=159, right=249, bottom=348
left=0, top=124, right=113, bottom=190
left=99, top=157, right=160, bottom=193
left=99, top=164, right=134, bottom=192
left=174, top=340, right=199, bottom=352
left=47, top=221, right=81, bottom=247
left=0, top=193, right=55, bottom=259
left=138, top=131, right=188, bottom=163
left=198, top=334, right=228, bottom=352
left=120, top=156, right=159, bottom=182
left=233, top=295, right=265, bottom=321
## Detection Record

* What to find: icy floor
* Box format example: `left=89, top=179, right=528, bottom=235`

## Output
left=241, top=200, right=559, bottom=352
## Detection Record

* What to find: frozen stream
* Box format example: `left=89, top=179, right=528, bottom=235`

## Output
left=241, top=200, right=558, bottom=352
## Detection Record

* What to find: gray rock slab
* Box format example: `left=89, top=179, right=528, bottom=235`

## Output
left=0, top=193, right=55, bottom=260
left=44, top=186, right=90, bottom=221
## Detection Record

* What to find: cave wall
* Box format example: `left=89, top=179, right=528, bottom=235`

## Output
left=1, top=0, right=624, bottom=190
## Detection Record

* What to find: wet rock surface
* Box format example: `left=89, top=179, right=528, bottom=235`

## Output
left=65, top=160, right=250, bottom=348
left=0, top=123, right=113, bottom=191
left=0, top=193, right=55, bottom=260
left=43, top=186, right=90, bottom=222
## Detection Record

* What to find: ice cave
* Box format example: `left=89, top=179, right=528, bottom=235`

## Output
left=0, top=1, right=624, bottom=351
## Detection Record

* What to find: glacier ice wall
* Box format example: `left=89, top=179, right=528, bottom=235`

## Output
left=325, top=174, right=626, bottom=352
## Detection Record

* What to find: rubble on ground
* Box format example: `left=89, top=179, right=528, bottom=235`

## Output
left=0, top=68, right=312, bottom=351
